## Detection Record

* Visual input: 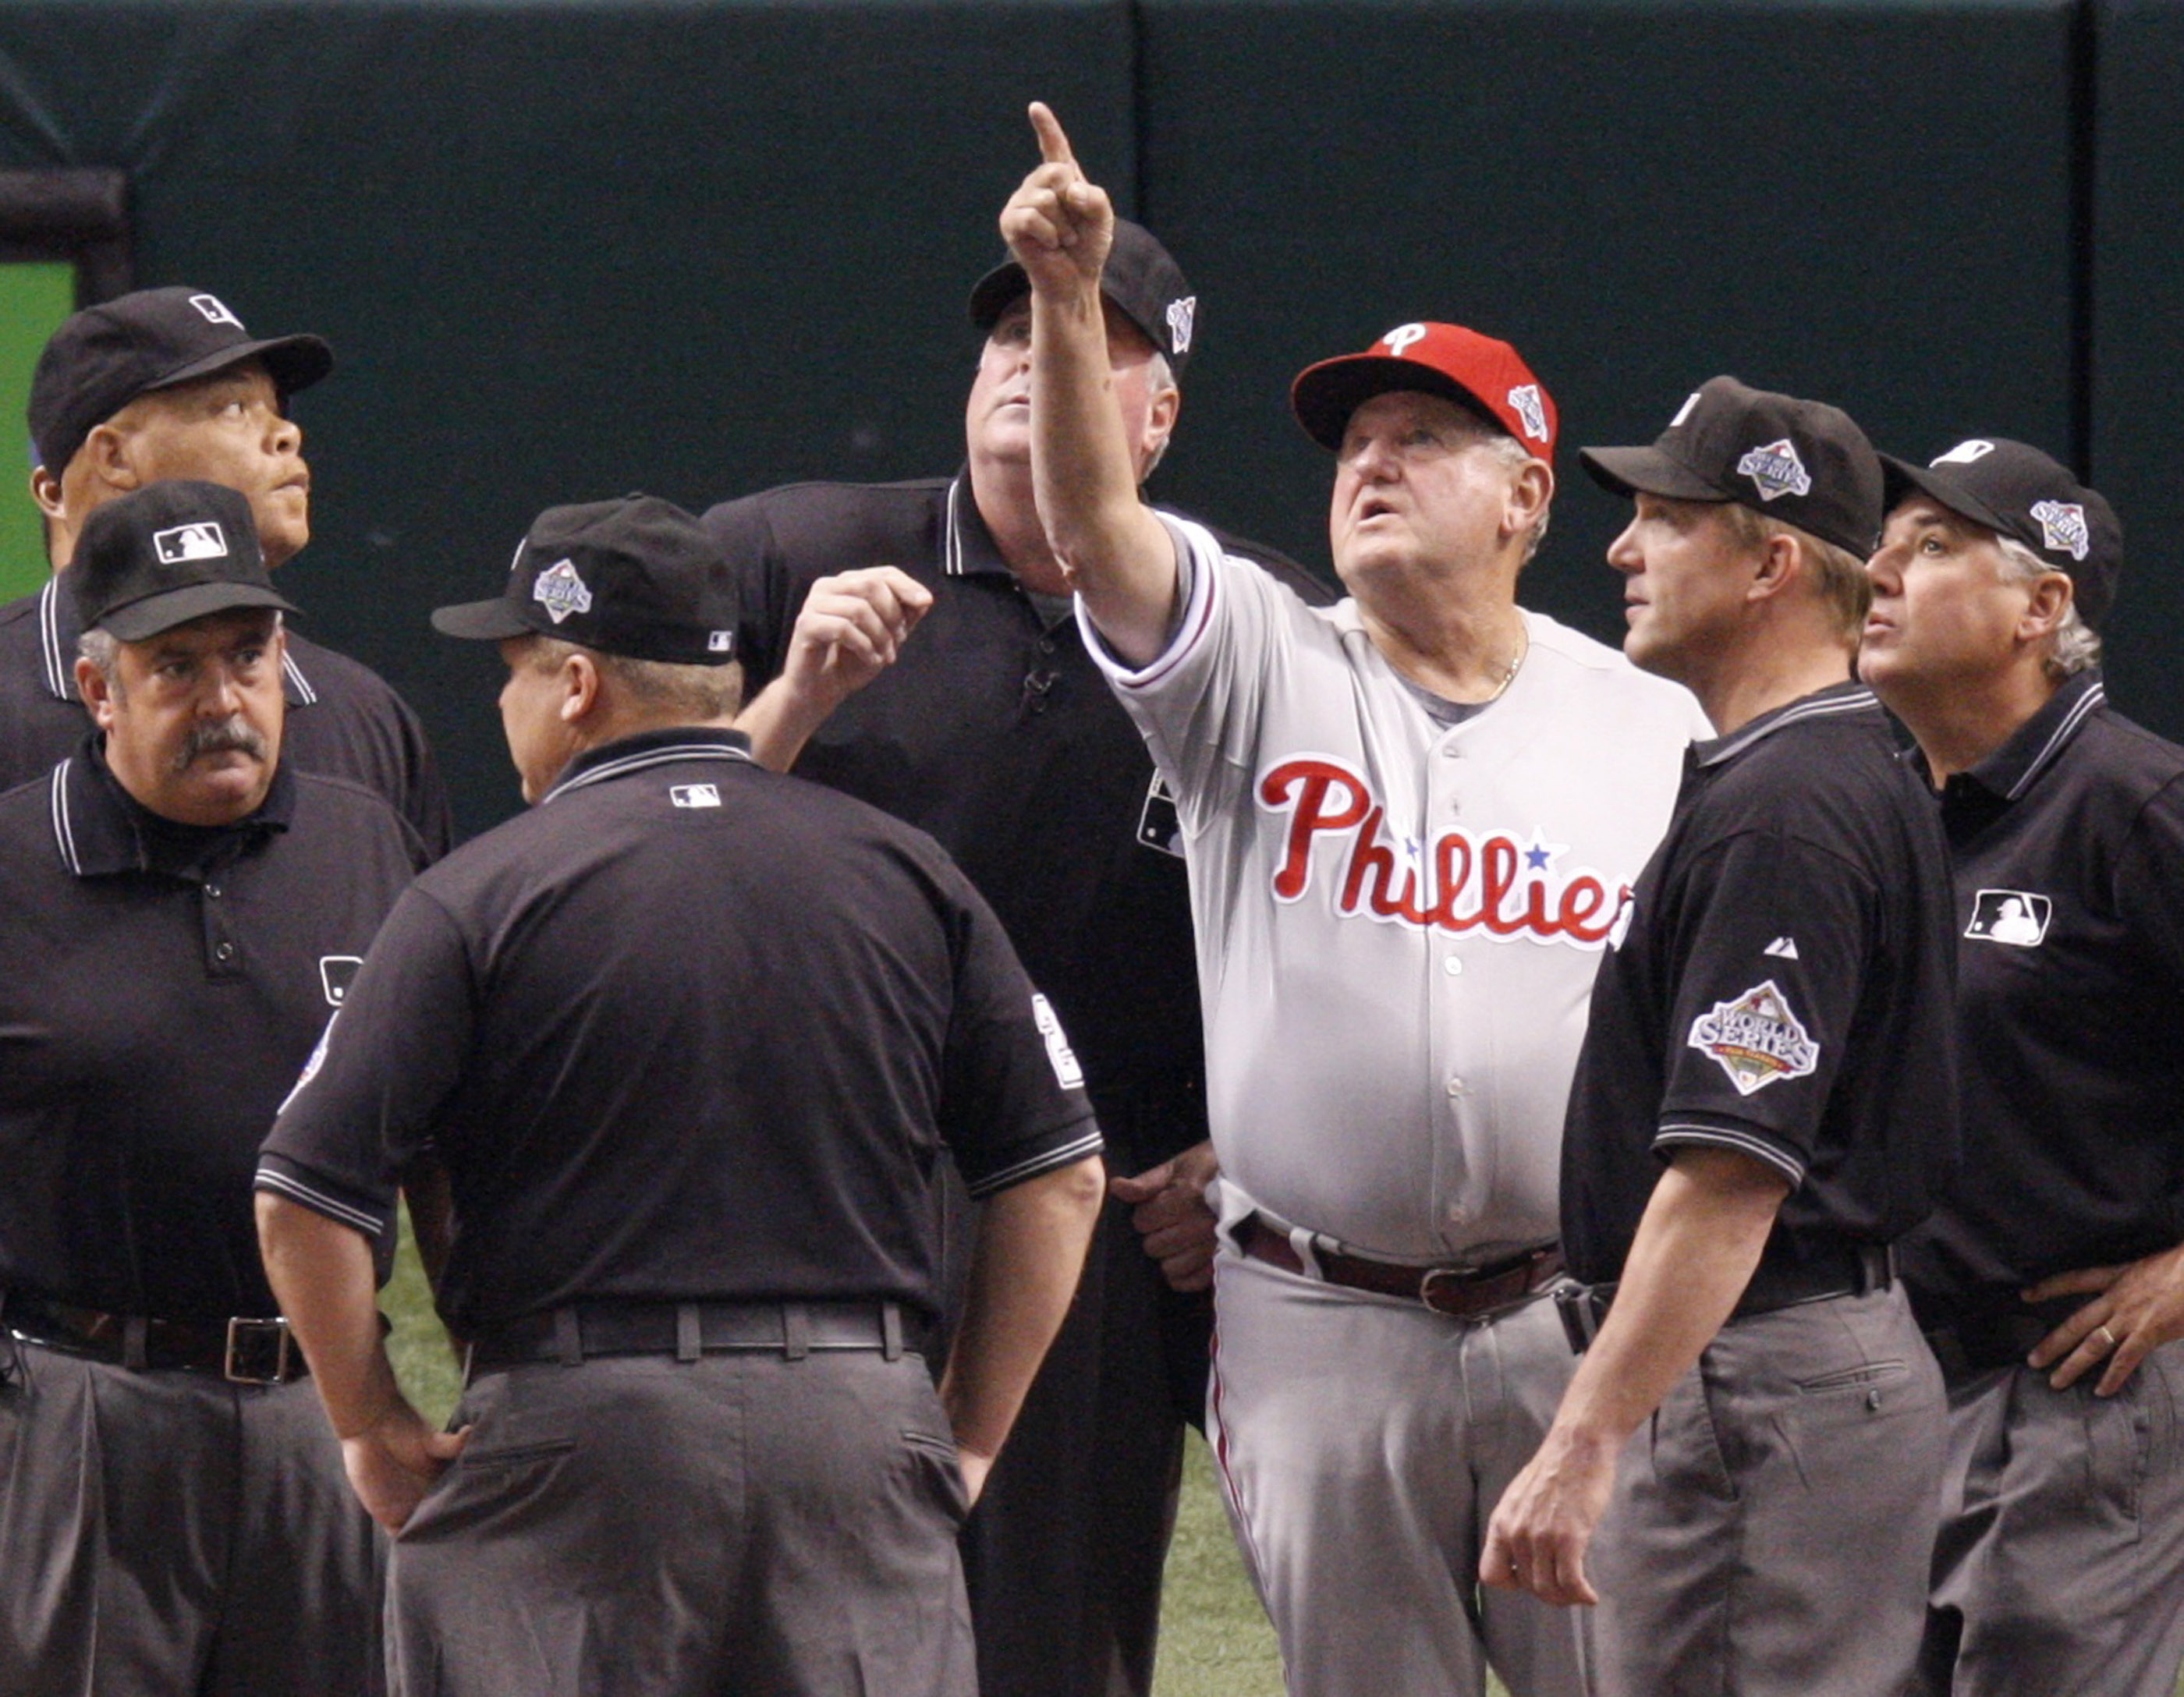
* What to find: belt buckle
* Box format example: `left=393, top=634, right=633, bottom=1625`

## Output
left=1417, top=1263, right=1484, bottom=1317
left=225, top=1316, right=295, bottom=1385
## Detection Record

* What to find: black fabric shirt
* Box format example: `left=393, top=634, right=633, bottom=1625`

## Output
left=257, top=728, right=1103, bottom=1334
left=0, top=576, right=453, bottom=859
left=1897, top=673, right=2184, bottom=1321
left=702, top=473, right=1327, bottom=1169
left=1561, top=685, right=1961, bottom=1284
left=0, top=742, right=427, bottom=1319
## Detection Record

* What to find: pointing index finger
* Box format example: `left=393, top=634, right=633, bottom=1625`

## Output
left=1028, top=101, right=1076, bottom=169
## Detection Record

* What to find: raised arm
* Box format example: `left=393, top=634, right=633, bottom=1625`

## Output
left=1002, top=102, right=1179, bottom=667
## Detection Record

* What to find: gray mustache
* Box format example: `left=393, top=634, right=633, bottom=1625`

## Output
left=173, top=716, right=268, bottom=772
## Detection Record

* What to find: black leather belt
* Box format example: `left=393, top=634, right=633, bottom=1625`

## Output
left=1239, top=1213, right=1564, bottom=1322
left=1, top=1289, right=303, bottom=1383
left=1557, top=1240, right=1896, bottom=1354
left=466, top=1298, right=909, bottom=1377
left=1922, top=1310, right=2055, bottom=1379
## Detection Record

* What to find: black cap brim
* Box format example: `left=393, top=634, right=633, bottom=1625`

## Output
left=144, top=331, right=335, bottom=402
left=1578, top=444, right=1732, bottom=504
left=1877, top=454, right=2017, bottom=537
left=98, top=582, right=299, bottom=643
left=431, top=597, right=537, bottom=643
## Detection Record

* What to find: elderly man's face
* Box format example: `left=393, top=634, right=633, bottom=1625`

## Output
left=1859, top=495, right=2037, bottom=707
left=94, top=361, right=312, bottom=568
left=965, top=297, right=1175, bottom=484
left=1328, top=391, right=1527, bottom=592
left=79, top=608, right=286, bottom=825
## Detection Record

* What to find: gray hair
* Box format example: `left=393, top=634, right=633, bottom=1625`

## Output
left=1140, top=349, right=1179, bottom=481
left=78, top=611, right=286, bottom=700
left=526, top=636, right=745, bottom=720
left=1995, top=536, right=2101, bottom=677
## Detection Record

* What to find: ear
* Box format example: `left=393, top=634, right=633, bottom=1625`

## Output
left=77, top=423, right=144, bottom=495
left=30, top=465, right=63, bottom=521
left=2019, top=572, right=2073, bottom=642
left=558, top=649, right=603, bottom=725
left=75, top=654, right=119, bottom=729
left=1745, top=530, right=1799, bottom=604
left=1143, top=384, right=1180, bottom=457
left=1505, top=459, right=1554, bottom=539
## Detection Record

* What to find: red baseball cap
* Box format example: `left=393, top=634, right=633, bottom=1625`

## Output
left=1291, top=321, right=1558, bottom=465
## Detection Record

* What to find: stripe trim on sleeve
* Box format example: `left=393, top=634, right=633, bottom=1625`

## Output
left=1090, top=515, right=1221, bottom=693
left=963, top=1126, right=1105, bottom=1199
left=252, top=1164, right=385, bottom=1235
left=1653, top=1122, right=1806, bottom=1189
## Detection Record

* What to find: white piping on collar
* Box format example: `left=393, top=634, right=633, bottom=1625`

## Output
left=1694, top=686, right=1878, bottom=769
left=541, top=740, right=753, bottom=803
left=49, top=757, right=80, bottom=874
left=2005, top=679, right=2104, bottom=802
left=943, top=477, right=966, bottom=577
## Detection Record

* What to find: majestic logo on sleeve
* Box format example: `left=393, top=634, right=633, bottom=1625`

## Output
left=1507, top=384, right=1550, bottom=444
left=1031, top=994, right=1085, bottom=1089
left=1736, top=440, right=1814, bottom=501
left=1687, top=980, right=1820, bottom=1095
left=1257, top=756, right=1628, bottom=948
left=531, top=558, right=593, bottom=624
left=2030, top=501, right=2090, bottom=562
left=1965, top=888, right=2051, bottom=947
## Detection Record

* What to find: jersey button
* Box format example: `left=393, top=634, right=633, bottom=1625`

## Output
left=204, top=884, right=222, bottom=899
left=1443, top=957, right=1463, bottom=976
left=213, top=941, right=236, bottom=964
left=1445, top=1076, right=1468, bottom=1097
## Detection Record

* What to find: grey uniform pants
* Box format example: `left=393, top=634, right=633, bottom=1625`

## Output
left=1590, top=1284, right=1946, bottom=1697
left=1912, top=1340, right=2184, bottom=1697
left=390, top=1346, right=975, bottom=1697
left=0, top=1334, right=384, bottom=1697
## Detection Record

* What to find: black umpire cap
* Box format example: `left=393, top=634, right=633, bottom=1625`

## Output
left=71, top=480, right=297, bottom=642
left=30, top=287, right=333, bottom=477
left=969, top=216, right=1199, bottom=374
left=1879, top=438, right=2124, bottom=630
left=1580, top=376, right=1884, bottom=558
left=433, top=495, right=740, bottom=665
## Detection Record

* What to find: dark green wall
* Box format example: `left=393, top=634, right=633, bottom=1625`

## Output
left=0, top=0, right=2165, bottom=838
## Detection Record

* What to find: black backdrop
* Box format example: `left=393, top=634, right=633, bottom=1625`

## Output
left=1, top=0, right=2172, bottom=838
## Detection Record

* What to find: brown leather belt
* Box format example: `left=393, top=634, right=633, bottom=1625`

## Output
left=1239, top=1213, right=1563, bottom=1321
left=2, top=1289, right=303, bottom=1383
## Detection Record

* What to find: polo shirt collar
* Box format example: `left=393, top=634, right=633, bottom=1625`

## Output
left=1955, top=670, right=2106, bottom=805
left=1691, top=679, right=1878, bottom=770
left=35, top=575, right=321, bottom=709
left=541, top=725, right=756, bottom=803
left=941, top=470, right=1016, bottom=579
left=50, top=734, right=296, bottom=879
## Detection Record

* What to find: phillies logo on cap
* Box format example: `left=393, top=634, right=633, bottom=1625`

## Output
left=2030, top=500, right=2090, bottom=562
left=152, top=522, right=229, bottom=564
left=1166, top=296, right=1197, bottom=357
left=531, top=558, right=593, bottom=624
left=1381, top=323, right=1430, bottom=357
left=1736, top=439, right=1814, bottom=501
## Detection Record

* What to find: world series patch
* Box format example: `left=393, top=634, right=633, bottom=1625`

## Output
left=1687, top=979, right=1819, bottom=1096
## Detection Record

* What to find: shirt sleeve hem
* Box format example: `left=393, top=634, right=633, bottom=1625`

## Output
left=1652, top=1121, right=1806, bottom=1190
left=252, top=1155, right=395, bottom=1241
left=961, top=1125, right=1105, bottom=1199
left=1075, top=512, right=1220, bottom=693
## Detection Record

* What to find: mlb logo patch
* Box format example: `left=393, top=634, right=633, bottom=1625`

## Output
left=531, top=558, right=593, bottom=625
left=2030, top=501, right=2090, bottom=562
left=670, top=784, right=722, bottom=810
left=707, top=630, right=735, bottom=654
left=1932, top=439, right=1996, bottom=466
left=188, top=292, right=243, bottom=329
left=1137, top=772, right=1184, bottom=858
left=1687, top=979, right=1820, bottom=1096
left=1506, top=384, right=1550, bottom=445
left=154, top=522, right=229, bottom=564
left=319, top=955, right=363, bottom=1007
left=1736, top=440, right=1814, bottom=502
left=1965, top=889, right=2051, bottom=947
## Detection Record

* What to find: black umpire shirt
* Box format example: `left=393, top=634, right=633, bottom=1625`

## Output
left=1562, top=685, right=1961, bottom=1285
left=0, top=576, right=453, bottom=858
left=256, top=728, right=1104, bottom=1337
left=1897, top=672, right=2184, bottom=1323
left=702, top=473, right=1325, bottom=1169
left=0, top=742, right=427, bottom=1320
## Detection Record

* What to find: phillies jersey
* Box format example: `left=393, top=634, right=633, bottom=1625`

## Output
left=1083, top=513, right=1707, bottom=1260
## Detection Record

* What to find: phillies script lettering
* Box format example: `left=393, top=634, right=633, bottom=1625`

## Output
left=1259, top=756, right=1625, bottom=948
